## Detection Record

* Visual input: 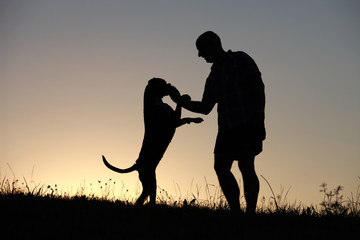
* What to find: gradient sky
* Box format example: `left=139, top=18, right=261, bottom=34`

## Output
left=1, top=0, right=359, bottom=205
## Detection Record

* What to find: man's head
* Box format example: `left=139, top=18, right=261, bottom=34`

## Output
left=196, top=31, right=225, bottom=63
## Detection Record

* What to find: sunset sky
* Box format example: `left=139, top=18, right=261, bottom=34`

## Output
left=1, top=0, right=359, bottom=205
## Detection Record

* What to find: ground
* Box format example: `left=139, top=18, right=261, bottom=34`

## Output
left=1, top=194, right=359, bottom=240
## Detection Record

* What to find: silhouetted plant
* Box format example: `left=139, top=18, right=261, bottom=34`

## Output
left=319, top=183, right=348, bottom=215
left=346, top=179, right=360, bottom=217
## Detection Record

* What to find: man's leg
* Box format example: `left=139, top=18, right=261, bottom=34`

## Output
left=238, top=154, right=259, bottom=214
left=214, top=154, right=240, bottom=212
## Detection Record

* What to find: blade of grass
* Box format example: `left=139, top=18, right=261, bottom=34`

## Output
left=260, top=175, right=279, bottom=210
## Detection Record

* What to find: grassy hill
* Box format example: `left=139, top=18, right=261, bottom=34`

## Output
left=1, top=177, right=359, bottom=239
left=1, top=193, right=359, bottom=239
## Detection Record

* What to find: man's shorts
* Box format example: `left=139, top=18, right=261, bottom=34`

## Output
left=214, top=130, right=263, bottom=159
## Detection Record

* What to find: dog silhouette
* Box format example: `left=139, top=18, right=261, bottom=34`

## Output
left=102, top=78, right=203, bottom=205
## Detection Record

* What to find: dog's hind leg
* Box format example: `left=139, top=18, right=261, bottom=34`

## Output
left=148, top=171, right=157, bottom=205
left=135, top=172, right=149, bottom=205
left=135, top=191, right=148, bottom=205
left=136, top=170, right=156, bottom=205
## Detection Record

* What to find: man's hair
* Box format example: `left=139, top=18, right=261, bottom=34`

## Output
left=196, top=31, right=222, bottom=49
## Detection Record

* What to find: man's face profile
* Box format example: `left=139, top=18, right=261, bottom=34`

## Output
left=197, top=44, right=215, bottom=63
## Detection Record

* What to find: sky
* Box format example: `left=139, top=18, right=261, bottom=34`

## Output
left=1, top=0, right=359, bottom=206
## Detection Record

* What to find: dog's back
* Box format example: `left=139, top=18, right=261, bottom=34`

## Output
left=136, top=86, right=178, bottom=168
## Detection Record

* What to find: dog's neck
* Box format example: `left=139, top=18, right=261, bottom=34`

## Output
left=144, top=86, right=166, bottom=107
left=153, top=98, right=163, bottom=106
left=144, top=94, right=164, bottom=107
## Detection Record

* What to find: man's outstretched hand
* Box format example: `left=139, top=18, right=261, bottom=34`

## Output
left=169, top=85, right=192, bottom=106
left=180, top=94, right=191, bottom=105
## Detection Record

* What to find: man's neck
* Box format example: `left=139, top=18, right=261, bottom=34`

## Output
left=214, top=49, right=227, bottom=63
left=212, top=50, right=228, bottom=67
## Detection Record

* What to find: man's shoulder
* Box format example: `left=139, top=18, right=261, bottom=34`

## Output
left=229, top=50, right=258, bottom=69
left=229, top=50, right=251, bottom=61
left=212, top=51, right=251, bottom=71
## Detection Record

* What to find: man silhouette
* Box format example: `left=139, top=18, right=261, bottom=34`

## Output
left=174, top=31, right=265, bottom=214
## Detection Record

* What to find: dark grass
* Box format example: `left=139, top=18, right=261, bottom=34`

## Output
left=2, top=193, right=359, bottom=240
left=1, top=179, right=360, bottom=240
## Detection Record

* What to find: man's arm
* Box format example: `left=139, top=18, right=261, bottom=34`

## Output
left=169, top=85, right=215, bottom=115
left=179, top=96, right=215, bottom=115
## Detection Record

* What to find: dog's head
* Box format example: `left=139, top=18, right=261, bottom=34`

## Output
left=146, top=78, right=180, bottom=99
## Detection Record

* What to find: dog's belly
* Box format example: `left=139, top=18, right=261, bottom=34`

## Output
left=137, top=128, right=175, bottom=166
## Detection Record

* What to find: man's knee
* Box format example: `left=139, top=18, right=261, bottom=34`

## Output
left=214, top=162, right=224, bottom=176
left=238, top=154, right=256, bottom=173
left=214, top=154, right=233, bottom=175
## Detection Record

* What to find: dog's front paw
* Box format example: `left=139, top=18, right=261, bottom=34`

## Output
left=192, top=117, right=204, bottom=124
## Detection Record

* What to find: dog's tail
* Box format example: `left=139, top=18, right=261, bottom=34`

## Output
left=102, top=155, right=137, bottom=173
